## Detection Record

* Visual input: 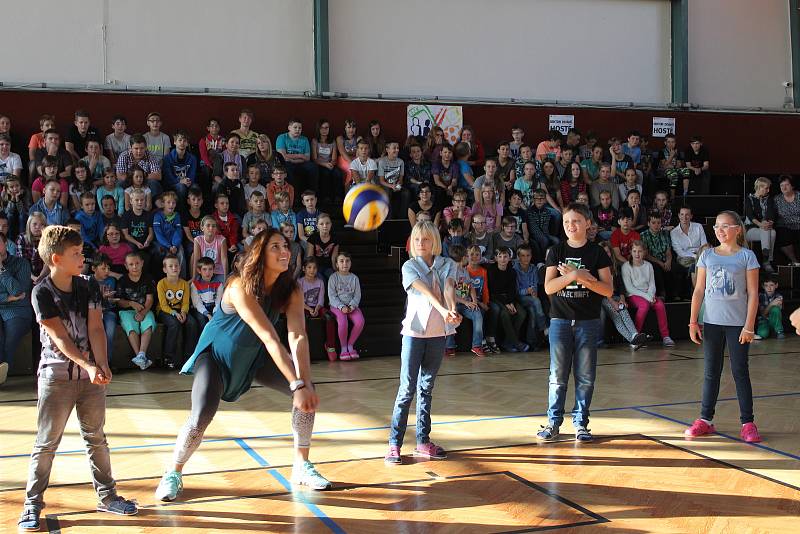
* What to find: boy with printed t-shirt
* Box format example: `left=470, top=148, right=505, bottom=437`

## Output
left=296, top=190, right=320, bottom=244
left=538, top=202, right=613, bottom=443
left=18, top=226, right=138, bottom=531
left=157, top=254, right=198, bottom=369
left=378, top=141, right=406, bottom=217
left=230, top=109, right=259, bottom=160
left=276, top=118, right=318, bottom=202
left=143, top=112, right=171, bottom=162
left=241, top=190, right=268, bottom=240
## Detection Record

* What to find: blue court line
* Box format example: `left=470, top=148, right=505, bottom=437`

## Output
left=2, top=390, right=799, bottom=461
left=234, top=438, right=346, bottom=534
left=632, top=407, right=800, bottom=462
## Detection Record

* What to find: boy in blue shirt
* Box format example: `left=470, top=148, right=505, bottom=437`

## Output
left=276, top=118, right=318, bottom=206
left=296, top=189, right=320, bottom=244
left=75, top=192, right=105, bottom=252
left=514, top=243, right=549, bottom=350
left=162, top=130, right=197, bottom=205
left=152, top=191, right=185, bottom=278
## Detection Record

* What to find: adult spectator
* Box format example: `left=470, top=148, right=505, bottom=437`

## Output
left=0, top=232, right=32, bottom=385
left=744, top=176, right=777, bottom=272
left=246, top=134, right=284, bottom=185
left=64, top=110, right=101, bottom=161
left=774, top=174, right=800, bottom=265
left=115, top=134, right=163, bottom=196
left=670, top=205, right=707, bottom=299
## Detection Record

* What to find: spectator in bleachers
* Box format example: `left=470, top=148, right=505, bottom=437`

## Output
left=597, top=241, right=647, bottom=349
left=442, top=218, right=467, bottom=259
left=589, top=162, right=619, bottom=209
left=189, top=256, right=222, bottom=329
left=625, top=190, right=647, bottom=232
left=0, top=231, right=32, bottom=385
left=64, top=110, right=100, bottom=162
left=611, top=207, right=639, bottom=264
left=211, top=133, right=246, bottom=197
left=328, top=251, right=364, bottom=360
left=81, top=138, right=111, bottom=184
left=125, top=167, right=153, bottom=211
left=407, top=183, right=439, bottom=228
left=473, top=183, right=503, bottom=234
left=514, top=160, right=537, bottom=208
left=212, top=193, right=240, bottom=260
left=618, top=167, right=643, bottom=206
left=349, top=138, right=377, bottom=189
left=0, top=116, right=23, bottom=165
left=242, top=190, right=268, bottom=241
left=246, top=134, right=284, bottom=186
left=621, top=130, right=642, bottom=166
left=581, top=144, right=604, bottom=184
left=505, top=189, right=529, bottom=243
left=442, top=189, right=472, bottom=233
left=2, top=176, right=30, bottom=241
left=493, top=216, right=524, bottom=260
left=514, top=243, right=548, bottom=350
left=454, top=142, right=476, bottom=199
left=756, top=276, right=784, bottom=340
left=655, top=133, right=685, bottom=194
left=98, top=223, right=131, bottom=276
left=157, top=254, right=198, bottom=369
left=153, top=191, right=185, bottom=277
left=270, top=191, right=296, bottom=233
left=538, top=159, right=563, bottom=216
left=0, top=213, right=17, bottom=255
left=457, top=126, right=485, bottom=174
left=514, top=144, right=535, bottom=185
left=640, top=211, right=677, bottom=301
left=444, top=244, right=486, bottom=357
left=243, top=164, right=266, bottom=202
left=336, top=119, right=360, bottom=188
left=560, top=162, right=587, bottom=208
left=31, top=180, right=69, bottom=226
left=162, top=130, right=198, bottom=205
left=404, top=140, right=431, bottom=199
left=296, top=190, right=320, bottom=244
left=243, top=219, right=269, bottom=252
left=495, top=142, right=515, bottom=184
left=121, top=189, right=154, bottom=271
left=279, top=221, right=303, bottom=279
left=773, top=174, right=800, bottom=266
left=432, top=144, right=458, bottom=210
left=143, top=112, right=171, bottom=162
left=299, top=256, right=337, bottom=360
left=230, top=109, right=258, bottom=160
left=306, top=213, right=338, bottom=281
left=181, top=187, right=205, bottom=256
left=744, top=177, right=776, bottom=272
left=509, top=125, right=525, bottom=159
left=378, top=141, right=407, bottom=217
left=685, top=136, right=710, bottom=195
left=422, top=125, right=446, bottom=162
left=117, top=250, right=156, bottom=370
left=554, top=147, right=574, bottom=181
left=27, top=115, right=55, bottom=166
left=212, top=161, right=245, bottom=216
left=104, top=115, right=130, bottom=166
left=593, top=190, right=617, bottom=241
left=527, top=189, right=557, bottom=262
left=90, top=253, right=118, bottom=366
left=622, top=241, right=675, bottom=347
left=97, top=169, right=125, bottom=216
left=17, top=213, right=47, bottom=284
left=75, top=192, right=104, bottom=253
left=0, top=133, right=23, bottom=185
left=67, top=162, right=93, bottom=212
left=198, top=118, right=224, bottom=172
left=312, top=119, right=343, bottom=204
left=473, top=158, right=506, bottom=208
left=266, top=165, right=295, bottom=211
left=31, top=156, right=69, bottom=207
left=651, top=190, right=674, bottom=231
left=564, top=128, right=582, bottom=159
left=670, top=205, right=708, bottom=298
left=115, top=133, right=162, bottom=196
left=486, top=247, right=528, bottom=353
left=276, top=118, right=318, bottom=198
left=535, top=130, right=562, bottom=162
left=366, top=120, right=386, bottom=160
left=607, top=137, right=635, bottom=184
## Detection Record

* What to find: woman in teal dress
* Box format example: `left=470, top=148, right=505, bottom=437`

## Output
left=155, top=229, right=330, bottom=501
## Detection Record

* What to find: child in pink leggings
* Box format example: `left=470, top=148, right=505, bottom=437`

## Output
left=327, top=251, right=364, bottom=360
left=621, top=241, right=675, bottom=347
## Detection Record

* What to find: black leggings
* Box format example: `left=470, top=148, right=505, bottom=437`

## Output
left=173, top=353, right=314, bottom=466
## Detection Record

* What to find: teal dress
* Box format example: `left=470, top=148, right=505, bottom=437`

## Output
left=180, top=293, right=281, bottom=402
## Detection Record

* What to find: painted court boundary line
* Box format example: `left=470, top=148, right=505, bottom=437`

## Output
left=2, top=391, right=799, bottom=464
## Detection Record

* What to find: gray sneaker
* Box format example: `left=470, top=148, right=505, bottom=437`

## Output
left=575, top=426, right=594, bottom=442
left=131, top=353, right=153, bottom=370
left=0, top=361, right=8, bottom=385
left=536, top=424, right=560, bottom=442
left=97, top=495, right=138, bottom=515
left=155, top=470, right=183, bottom=502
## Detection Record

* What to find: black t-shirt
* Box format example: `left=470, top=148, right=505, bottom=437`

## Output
left=117, top=274, right=154, bottom=306
left=122, top=210, right=153, bottom=242
left=182, top=209, right=205, bottom=241
left=66, top=125, right=101, bottom=159
left=307, top=232, right=337, bottom=259
left=545, top=240, right=611, bottom=320
left=685, top=146, right=710, bottom=170
left=34, top=148, right=72, bottom=176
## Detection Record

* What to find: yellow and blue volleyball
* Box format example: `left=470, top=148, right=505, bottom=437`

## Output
left=342, top=183, right=389, bottom=231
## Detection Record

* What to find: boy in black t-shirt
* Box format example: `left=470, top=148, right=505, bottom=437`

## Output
left=538, top=203, right=613, bottom=444
left=19, top=226, right=137, bottom=531
left=486, top=247, right=529, bottom=353
left=116, top=250, right=156, bottom=370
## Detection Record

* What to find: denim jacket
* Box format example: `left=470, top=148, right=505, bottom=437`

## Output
left=401, top=255, right=458, bottom=336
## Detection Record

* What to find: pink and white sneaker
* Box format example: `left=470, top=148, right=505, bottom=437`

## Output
left=684, top=419, right=715, bottom=438
left=740, top=422, right=762, bottom=443
left=413, top=441, right=447, bottom=459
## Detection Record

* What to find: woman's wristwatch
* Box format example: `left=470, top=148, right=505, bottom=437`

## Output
left=289, top=379, right=306, bottom=392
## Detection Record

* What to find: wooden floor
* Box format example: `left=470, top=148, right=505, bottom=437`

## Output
left=1, top=338, right=800, bottom=533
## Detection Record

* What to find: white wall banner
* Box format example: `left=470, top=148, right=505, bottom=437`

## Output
left=548, top=114, right=575, bottom=136
left=652, top=117, right=676, bottom=137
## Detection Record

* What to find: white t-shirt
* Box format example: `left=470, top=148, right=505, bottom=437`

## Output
left=349, top=157, right=377, bottom=184
left=0, top=152, right=23, bottom=183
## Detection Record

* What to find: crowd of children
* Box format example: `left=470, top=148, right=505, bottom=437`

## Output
left=0, top=109, right=793, bottom=387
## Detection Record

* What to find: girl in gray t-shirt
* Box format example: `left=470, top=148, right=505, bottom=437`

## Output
left=687, top=211, right=761, bottom=443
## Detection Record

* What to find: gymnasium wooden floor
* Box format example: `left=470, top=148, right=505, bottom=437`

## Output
left=1, top=338, right=799, bottom=533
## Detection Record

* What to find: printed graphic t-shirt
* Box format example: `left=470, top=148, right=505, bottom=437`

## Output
left=545, top=240, right=611, bottom=320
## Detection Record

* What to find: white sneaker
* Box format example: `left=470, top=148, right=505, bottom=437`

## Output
left=753, top=334, right=763, bottom=340
left=131, top=354, right=152, bottom=370
left=0, top=361, right=8, bottom=385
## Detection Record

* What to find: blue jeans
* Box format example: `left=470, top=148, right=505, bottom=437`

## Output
left=389, top=335, right=446, bottom=448
left=102, top=311, right=117, bottom=365
left=0, top=314, right=32, bottom=365
left=700, top=323, right=754, bottom=424
left=519, top=295, right=548, bottom=343
left=147, top=178, right=163, bottom=198
left=547, top=318, right=601, bottom=428
left=446, top=303, right=484, bottom=349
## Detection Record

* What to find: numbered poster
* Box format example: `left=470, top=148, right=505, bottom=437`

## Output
left=548, top=114, right=575, bottom=135
left=407, top=105, right=464, bottom=144
left=652, top=117, right=676, bottom=137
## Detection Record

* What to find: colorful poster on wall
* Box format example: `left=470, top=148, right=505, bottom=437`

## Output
left=548, top=114, right=575, bottom=136
left=652, top=117, right=676, bottom=137
left=407, top=104, right=463, bottom=144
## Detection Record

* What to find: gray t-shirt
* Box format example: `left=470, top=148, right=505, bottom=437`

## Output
left=377, top=157, right=404, bottom=185
left=144, top=132, right=172, bottom=161
left=697, top=247, right=760, bottom=326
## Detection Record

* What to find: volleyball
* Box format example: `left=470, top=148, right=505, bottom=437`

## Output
left=342, top=183, right=390, bottom=231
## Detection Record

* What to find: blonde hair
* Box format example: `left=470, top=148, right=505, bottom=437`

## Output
left=753, top=176, right=771, bottom=193
left=717, top=210, right=747, bottom=248
left=408, top=221, right=442, bottom=257
left=25, top=212, right=47, bottom=243
left=256, top=134, right=274, bottom=160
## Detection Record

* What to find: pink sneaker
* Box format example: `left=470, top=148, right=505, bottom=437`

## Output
left=684, top=419, right=715, bottom=438
left=413, top=441, right=447, bottom=459
left=339, top=351, right=352, bottom=361
left=740, top=422, right=762, bottom=443
left=384, top=445, right=402, bottom=465
left=349, top=349, right=360, bottom=360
